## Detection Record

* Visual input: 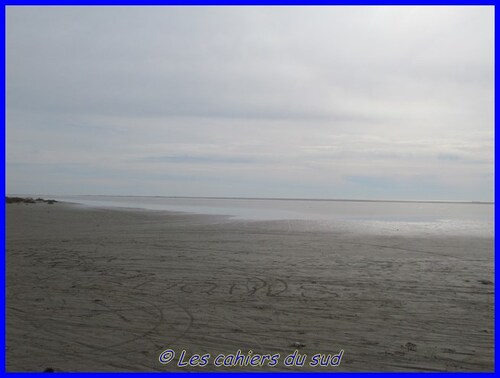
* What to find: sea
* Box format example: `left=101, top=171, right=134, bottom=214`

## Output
left=47, top=195, right=494, bottom=238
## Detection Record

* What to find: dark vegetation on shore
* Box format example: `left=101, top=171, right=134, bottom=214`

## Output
left=6, top=197, right=57, bottom=205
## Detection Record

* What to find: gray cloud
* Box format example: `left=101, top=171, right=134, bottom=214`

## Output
left=6, top=6, right=494, bottom=201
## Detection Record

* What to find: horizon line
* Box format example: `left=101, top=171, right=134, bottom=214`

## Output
left=9, top=194, right=494, bottom=205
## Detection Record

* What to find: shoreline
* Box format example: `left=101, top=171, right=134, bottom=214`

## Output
left=9, top=194, right=494, bottom=205
left=11, top=197, right=492, bottom=239
left=7, top=202, right=494, bottom=372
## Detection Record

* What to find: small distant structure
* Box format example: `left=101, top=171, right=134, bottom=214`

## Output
left=6, top=197, right=57, bottom=204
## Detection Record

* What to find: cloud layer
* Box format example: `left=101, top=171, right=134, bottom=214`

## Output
left=6, top=6, right=494, bottom=200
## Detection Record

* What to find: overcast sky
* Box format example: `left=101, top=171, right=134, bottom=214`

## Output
left=6, top=6, right=494, bottom=201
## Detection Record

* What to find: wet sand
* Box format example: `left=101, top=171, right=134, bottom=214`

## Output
left=6, top=202, right=494, bottom=372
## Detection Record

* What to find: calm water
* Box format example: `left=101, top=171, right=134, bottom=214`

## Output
left=49, top=195, right=494, bottom=237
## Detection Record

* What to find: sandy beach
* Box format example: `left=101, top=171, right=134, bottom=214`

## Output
left=6, top=202, right=494, bottom=372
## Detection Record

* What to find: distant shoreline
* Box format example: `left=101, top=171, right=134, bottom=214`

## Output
left=6, top=196, right=58, bottom=205
left=9, top=194, right=493, bottom=205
